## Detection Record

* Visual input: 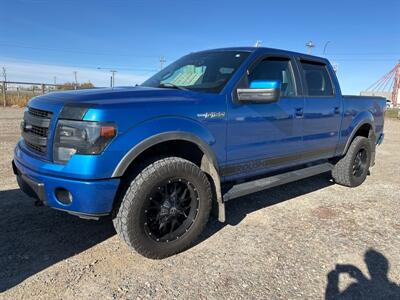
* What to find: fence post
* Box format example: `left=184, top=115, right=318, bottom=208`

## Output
left=32, top=86, right=35, bottom=96
left=2, top=81, right=6, bottom=107
left=41, top=84, right=45, bottom=94
left=17, top=87, right=20, bottom=100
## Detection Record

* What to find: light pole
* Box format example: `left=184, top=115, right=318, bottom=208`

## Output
left=305, top=40, right=315, bottom=54
left=323, top=41, right=331, bottom=56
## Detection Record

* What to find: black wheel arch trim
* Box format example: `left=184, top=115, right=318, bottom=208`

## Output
left=111, top=131, right=219, bottom=178
left=343, top=120, right=376, bottom=155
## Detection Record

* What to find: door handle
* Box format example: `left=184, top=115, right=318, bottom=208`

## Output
left=334, top=107, right=340, bottom=114
left=295, top=107, right=303, bottom=118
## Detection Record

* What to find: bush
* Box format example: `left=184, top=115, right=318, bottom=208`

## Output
left=57, top=82, right=95, bottom=90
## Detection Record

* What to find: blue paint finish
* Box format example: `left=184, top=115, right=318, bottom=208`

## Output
left=302, top=96, right=341, bottom=160
left=14, top=158, right=119, bottom=214
left=13, top=47, right=386, bottom=217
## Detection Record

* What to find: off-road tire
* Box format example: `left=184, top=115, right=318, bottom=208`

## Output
left=113, top=157, right=212, bottom=259
left=332, top=136, right=372, bottom=187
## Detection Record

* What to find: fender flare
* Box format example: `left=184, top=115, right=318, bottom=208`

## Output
left=342, top=119, right=375, bottom=155
left=111, top=131, right=219, bottom=177
left=111, top=131, right=225, bottom=222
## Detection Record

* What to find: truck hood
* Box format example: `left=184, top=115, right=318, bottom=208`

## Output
left=37, top=86, right=200, bottom=105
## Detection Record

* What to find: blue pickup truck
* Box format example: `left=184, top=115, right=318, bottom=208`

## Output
left=13, top=47, right=385, bottom=258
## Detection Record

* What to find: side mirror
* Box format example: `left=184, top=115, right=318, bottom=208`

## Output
left=237, top=80, right=281, bottom=103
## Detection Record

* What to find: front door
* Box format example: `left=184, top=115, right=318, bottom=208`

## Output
left=225, top=55, right=304, bottom=179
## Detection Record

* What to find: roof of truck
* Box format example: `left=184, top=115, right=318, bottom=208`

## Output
left=195, top=47, right=328, bottom=62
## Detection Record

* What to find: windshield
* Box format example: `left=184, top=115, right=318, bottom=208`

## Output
left=141, top=51, right=250, bottom=93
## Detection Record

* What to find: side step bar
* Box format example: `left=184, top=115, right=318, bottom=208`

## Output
left=223, top=163, right=333, bottom=202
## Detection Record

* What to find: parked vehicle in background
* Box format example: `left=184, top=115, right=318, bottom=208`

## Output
left=13, top=47, right=386, bottom=258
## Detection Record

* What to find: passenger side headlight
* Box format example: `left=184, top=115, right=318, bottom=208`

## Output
left=53, top=120, right=116, bottom=163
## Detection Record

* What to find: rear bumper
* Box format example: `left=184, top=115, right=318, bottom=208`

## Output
left=12, top=159, right=120, bottom=218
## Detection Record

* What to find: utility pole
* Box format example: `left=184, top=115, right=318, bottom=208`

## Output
left=160, top=56, right=166, bottom=70
left=305, top=40, right=315, bottom=54
left=2, top=67, right=7, bottom=107
left=54, top=76, right=57, bottom=85
left=73, top=71, right=78, bottom=90
left=110, top=70, right=117, bottom=88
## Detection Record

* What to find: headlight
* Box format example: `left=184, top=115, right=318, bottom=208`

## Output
left=53, top=120, right=116, bottom=163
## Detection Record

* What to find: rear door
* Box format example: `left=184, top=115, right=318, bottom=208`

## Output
left=298, top=59, right=341, bottom=160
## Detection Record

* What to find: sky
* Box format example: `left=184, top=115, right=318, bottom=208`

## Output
left=0, top=0, right=399, bottom=94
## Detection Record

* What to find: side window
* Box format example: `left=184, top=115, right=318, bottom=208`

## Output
left=247, top=58, right=296, bottom=97
left=300, top=61, right=334, bottom=96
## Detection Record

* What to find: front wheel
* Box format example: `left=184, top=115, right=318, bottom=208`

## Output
left=113, top=157, right=212, bottom=259
left=332, top=136, right=372, bottom=187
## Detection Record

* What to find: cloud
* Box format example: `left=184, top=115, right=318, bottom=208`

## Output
left=0, top=57, right=151, bottom=87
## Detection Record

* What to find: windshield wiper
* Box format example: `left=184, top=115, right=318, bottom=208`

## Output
left=158, top=83, right=189, bottom=91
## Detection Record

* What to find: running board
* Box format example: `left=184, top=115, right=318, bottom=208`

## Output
left=223, top=163, right=333, bottom=202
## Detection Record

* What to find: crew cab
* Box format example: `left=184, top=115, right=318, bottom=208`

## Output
left=13, top=47, right=386, bottom=258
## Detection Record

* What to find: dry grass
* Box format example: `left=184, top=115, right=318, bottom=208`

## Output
left=2, top=93, right=32, bottom=107
left=386, top=108, right=399, bottom=119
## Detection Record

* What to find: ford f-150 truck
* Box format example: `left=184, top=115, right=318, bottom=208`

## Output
left=13, top=47, right=385, bottom=258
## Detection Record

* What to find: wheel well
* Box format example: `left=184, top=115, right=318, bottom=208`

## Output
left=342, top=123, right=374, bottom=157
left=112, top=139, right=219, bottom=217
left=121, top=140, right=204, bottom=179
left=354, top=123, right=372, bottom=139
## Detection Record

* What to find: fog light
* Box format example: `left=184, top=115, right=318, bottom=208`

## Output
left=55, top=188, right=73, bottom=205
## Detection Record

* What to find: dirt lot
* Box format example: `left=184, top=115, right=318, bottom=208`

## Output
left=1, top=107, right=399, bottom=299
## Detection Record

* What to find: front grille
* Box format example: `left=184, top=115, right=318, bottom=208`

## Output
left=22, top=107, right=53, bottom=155
left=30, top=125, right=48, bottom=137
left=29, top=107, right=52, bottom=118
left=24, top=140, right=46, bottom=154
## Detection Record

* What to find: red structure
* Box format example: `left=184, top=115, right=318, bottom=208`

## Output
left=365, top=61, right=400, bottom=107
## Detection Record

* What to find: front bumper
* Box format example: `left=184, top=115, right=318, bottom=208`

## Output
left=13, top=159, right=120, bottom=218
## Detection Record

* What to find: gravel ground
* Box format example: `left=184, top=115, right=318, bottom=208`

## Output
left=0, top=107, right=399, bottom=299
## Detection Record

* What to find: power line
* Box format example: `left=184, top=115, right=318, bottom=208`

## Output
left=0, top=41, right=162, bottom=58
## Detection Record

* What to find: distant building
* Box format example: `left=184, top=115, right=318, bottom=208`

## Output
left=360, top=90, right=399, bottom=107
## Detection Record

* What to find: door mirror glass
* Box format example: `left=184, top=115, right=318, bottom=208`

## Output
left=237, top=80, right=281, bottom=103
left=249, top=80, right=280, bottom=89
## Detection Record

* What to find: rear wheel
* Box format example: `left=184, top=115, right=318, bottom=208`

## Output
left=332, top=136, right=372, bottom=187
left=113, top=157, right=212, bottom=259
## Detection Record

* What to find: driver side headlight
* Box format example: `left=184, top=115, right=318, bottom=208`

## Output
left=53, top=120, right=116, bottom=163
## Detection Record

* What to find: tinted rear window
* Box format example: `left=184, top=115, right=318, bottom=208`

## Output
left=300, top=62, right=334, bottom=96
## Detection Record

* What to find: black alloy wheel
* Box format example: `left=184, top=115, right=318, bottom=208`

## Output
left=144, top=178, right=199, bottom=243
